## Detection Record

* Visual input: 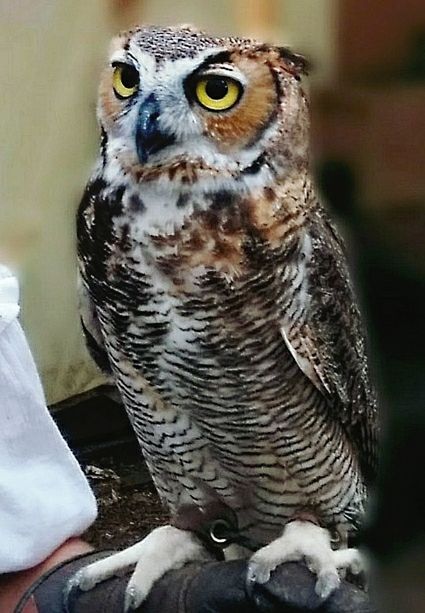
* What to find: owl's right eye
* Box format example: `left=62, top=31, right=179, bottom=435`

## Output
left=112, top=63, right=139, bottom=99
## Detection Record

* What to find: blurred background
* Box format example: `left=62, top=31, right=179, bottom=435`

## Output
left=1, top=1, right=425, bottom=608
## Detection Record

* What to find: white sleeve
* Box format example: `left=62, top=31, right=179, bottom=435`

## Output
left=0, top=266, right=97, bottom=573
left=0, top=265, right=20, bottom=335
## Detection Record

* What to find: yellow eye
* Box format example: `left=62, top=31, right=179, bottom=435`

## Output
left=195, top=76, right=242, bottom=112
left=112, top=64, right=139, bottom=99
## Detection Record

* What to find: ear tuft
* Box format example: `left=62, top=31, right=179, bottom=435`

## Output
left=277, top=47, right=311, bottom=77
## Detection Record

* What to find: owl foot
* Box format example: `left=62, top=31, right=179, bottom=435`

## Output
left=246, top=520, right=365, bottom=600
left=67, top=525, right=211, bottom=611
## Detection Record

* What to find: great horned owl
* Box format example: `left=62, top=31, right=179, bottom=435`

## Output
left=74, top=25, right=378, bottom=610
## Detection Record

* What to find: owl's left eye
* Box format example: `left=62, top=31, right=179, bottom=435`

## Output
left=194, top=76, right=242, bottom=112
left=112, top=63, right=139, bottom=99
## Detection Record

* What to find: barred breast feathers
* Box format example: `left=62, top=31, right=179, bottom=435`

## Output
left=78, top=167, right=377, bottom=489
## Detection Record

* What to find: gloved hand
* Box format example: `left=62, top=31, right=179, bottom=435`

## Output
left=20, top=550, right=376, bottom=612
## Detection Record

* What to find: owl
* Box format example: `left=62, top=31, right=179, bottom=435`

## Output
left=73, top=25, right=378, bottom=610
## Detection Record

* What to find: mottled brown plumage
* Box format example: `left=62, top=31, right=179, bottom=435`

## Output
left=75, top=25, right=378, bottom=608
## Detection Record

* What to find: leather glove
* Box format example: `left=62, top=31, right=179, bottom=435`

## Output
left=17, top=550, right=376, bottom=613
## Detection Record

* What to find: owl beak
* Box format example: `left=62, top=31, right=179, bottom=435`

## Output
left=136, top=95, right=175, bottom=164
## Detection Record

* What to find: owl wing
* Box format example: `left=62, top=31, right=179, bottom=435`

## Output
left=78, top=275, right=112, bottom=375
left=279, top=206, right=378, bottom=483
left=77, top=176, right=112, bottom=376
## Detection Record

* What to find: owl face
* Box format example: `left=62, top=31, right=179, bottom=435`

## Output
left=98, top=26, right=309, bottom=191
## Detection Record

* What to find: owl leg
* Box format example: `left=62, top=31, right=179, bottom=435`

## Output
left=246, top=520, right=365, bottom=599
left=67, top=525, right=212, bottom=611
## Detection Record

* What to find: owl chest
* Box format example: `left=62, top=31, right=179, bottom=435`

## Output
left=98, top=254, right=363, bottom=530
left=103, top=248, right=308, bottom=436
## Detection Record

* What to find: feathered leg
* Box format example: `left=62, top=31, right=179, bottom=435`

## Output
left=247, top=520, right=365, bottom=599
left=67, top=525, right=212, bottom=611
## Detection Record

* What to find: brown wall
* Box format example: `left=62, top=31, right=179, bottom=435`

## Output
left=339, top=0, right=425, bottom=79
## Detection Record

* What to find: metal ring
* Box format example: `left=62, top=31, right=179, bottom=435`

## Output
left=209, top=519, right=232, bottom=545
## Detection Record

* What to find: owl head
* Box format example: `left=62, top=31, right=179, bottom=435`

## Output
left=97, top=25, right=309, bottom=196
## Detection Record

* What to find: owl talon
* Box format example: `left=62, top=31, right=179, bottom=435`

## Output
left=246, top=560, right=272, bottom=586
left=124, top=585, right=141, bottom=612
left=68, top=567, right=107, bottom=592
left=63, top=569, right=94, bottom=605
left=246, top=520, right=365, bottom=600
left=315, top=570, right=340, bottom=599
left=68, top=525, right=211, bottom=607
